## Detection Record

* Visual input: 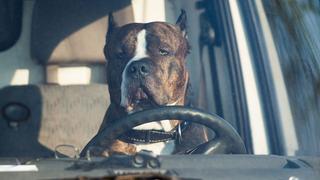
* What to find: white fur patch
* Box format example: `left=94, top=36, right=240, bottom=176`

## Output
left=134, top=101, right=180, bottom=130
left=132, top=30, right=148, bottom=61
left=167, top=100, right=180, bottom=106
left=133, top=120, right=172, bottom=131
left=120, top=30, right=149, bottom=108
left=132, top=96, right=182, bottom=154
left=133, top=120, right=175, bottom=155
left=135, top=140, right=175, bottom=155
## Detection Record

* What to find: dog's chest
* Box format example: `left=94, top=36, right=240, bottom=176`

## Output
left=133, top=120, right=175, bottom=155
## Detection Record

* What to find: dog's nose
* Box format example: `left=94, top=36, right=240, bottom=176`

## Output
left=127, top=60, right=150, bottom=77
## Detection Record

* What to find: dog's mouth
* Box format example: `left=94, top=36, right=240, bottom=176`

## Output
left=122, top=85, right=160, bottom=114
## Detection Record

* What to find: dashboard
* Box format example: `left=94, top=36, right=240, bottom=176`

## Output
left=0, top=154, right=319, bottom=179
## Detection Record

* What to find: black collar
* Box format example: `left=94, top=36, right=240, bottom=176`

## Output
left=119, top=121, right=189, bottom=144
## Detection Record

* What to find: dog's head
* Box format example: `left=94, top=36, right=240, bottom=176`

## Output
left=104, top=10, right=190, bottom=114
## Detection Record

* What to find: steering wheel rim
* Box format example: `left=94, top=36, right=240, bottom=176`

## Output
left=81, top=106, right=246, bottom=156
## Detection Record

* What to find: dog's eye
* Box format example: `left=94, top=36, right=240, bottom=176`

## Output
left=159, top=48, right=170, bottom=56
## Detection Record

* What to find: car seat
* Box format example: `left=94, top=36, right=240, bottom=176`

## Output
left=0, top=0, right=133, bottom=157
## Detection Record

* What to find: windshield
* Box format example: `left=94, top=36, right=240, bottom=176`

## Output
left=0, top=0, right=319, bottom=158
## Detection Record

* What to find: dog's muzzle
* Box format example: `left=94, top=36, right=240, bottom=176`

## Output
left=121, top=59, right=157, bottom=113
left=127, top=60, right=151, bottom=78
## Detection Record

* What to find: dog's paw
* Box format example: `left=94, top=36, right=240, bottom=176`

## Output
left=84, top=140, right=137, bottom=158
left=109, top=140, right=137, bottom=155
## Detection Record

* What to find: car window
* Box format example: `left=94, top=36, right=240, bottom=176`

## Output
left=262, top=0, right=320, bottom=155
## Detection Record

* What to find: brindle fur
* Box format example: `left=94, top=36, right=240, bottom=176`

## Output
left=97, top=11, right=208, bottom=155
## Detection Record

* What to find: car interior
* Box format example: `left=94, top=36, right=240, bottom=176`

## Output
left=0, top=0, right=135, bottom=157
left=0, top=0, right=319, bottom=179
left=1, top=0, right=227, bottom=158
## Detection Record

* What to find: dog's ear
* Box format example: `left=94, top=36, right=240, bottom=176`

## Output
left=176, top=9, right=187, bottom=37
left=104, top=13, right=118, bottom=60
left=107, top=12, right=118, bottom=38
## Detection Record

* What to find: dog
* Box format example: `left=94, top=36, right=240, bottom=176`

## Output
left=96, top=10, right=208, bottom=155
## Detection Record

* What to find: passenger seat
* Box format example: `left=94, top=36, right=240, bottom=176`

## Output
left=0, top=0, right=133, bottom=157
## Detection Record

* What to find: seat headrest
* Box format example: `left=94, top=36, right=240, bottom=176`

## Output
left=31, top=0, right=133, bottom=65
left=0, top=0, right=23, bottom=51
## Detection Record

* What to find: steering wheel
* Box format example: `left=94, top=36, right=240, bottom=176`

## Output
left=80, top=106, right=246, bottom=156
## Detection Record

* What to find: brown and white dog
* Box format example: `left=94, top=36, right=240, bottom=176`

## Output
left=98, top=10, right=208, bottom=155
